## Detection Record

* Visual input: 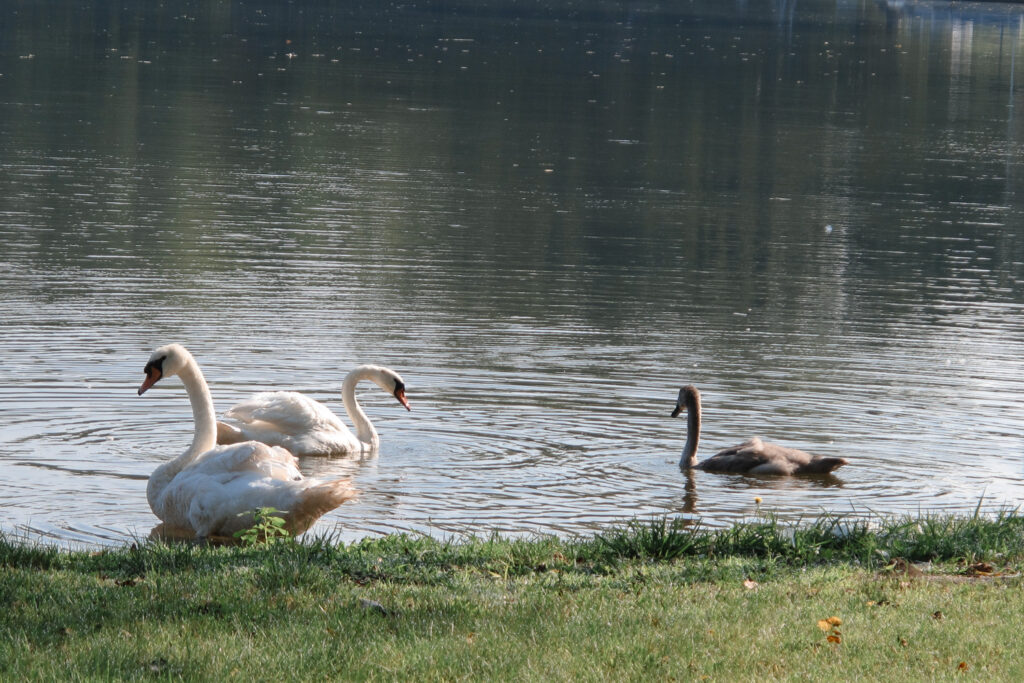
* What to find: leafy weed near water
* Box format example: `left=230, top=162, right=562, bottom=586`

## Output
left=233, top=507, right=292, bottom=547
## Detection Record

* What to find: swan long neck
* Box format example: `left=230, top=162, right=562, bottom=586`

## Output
left=179, top=359, right=219, bottom=459
left=341, top=367, right=380, bottom=449
left=148, top=355, right=218, bottom=508
left=681, top=394, right=701, bottom=469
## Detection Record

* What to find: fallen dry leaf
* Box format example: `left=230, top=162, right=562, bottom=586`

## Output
left=957, top=661, right=968, bottom=672
left=932, top=610, right=944, bottom=621
left=743, top=579, right=759, bottom=590
left=827, top=635, right=842, bottom=644
left=964, top=562, right=995, bottom=577
left=892, top=559, right=924, bottom=576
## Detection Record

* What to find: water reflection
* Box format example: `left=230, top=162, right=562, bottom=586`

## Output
left=666, top=467, right=847, bottom=532
left=1, top=1, right=1024, bottom=547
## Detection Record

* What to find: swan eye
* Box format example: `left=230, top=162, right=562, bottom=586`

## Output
left=144, top=356, right=166, bottom=375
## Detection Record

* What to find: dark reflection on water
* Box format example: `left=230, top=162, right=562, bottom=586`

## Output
left=1, top=1, right=1023, bottom=547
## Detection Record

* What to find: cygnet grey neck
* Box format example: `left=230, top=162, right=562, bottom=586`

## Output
left=680, top=394, right=701, bottom=469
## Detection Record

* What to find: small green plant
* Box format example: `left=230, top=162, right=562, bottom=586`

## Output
left=233, top=507, right=292, bottom=546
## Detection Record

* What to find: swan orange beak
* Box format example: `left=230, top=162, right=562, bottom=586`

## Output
left=138, top=365, right=162, bottom=395
left=394, top=386, right=411, bottom=411
left=670, top=404, right=683, bottom=418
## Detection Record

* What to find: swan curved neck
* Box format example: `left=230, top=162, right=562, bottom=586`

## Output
left=148, top=355, right=218, bottom=508
left=341, top=366, right=380, bottom=449
left=680, top=396, right=701, bottom=469
left=177, top=359, right=218, bottom=462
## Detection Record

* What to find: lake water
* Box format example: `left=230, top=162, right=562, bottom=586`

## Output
left=2, top=0, right=1023, bottom=547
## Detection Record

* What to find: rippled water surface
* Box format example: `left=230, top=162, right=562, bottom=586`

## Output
left=2, top=0, right=1024, bottom=546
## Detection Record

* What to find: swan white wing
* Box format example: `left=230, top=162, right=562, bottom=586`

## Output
left=190, top=442, right=302, bottom=482
left=157, top=468, right=313, bottom=537
left=225, top=391, right=349, bottom=435
left=153, top=443, right=355, bottom=537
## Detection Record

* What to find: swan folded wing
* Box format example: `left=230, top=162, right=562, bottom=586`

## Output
left=161, top=471, right=306, bottom=537
left=189, top=442, right=302, bottom=482
left=225, top=391, right=348, bottom=434
left=700, top=445, right=771, bottom=472
left=154, top=465, right=355, bottom=538
left=701, top=437, right=817, bottom=475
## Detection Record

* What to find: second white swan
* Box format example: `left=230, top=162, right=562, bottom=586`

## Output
left=216, top=364, right=411, bottom=457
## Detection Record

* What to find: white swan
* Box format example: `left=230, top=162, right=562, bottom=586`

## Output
left=672, top=385, right=848, bottom=475
left=138, top=344, right=356, bottom=541
left=215, top=365, right=411, bottom=457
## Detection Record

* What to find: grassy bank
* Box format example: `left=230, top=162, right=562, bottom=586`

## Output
left=3, top=512, right=1024, bottom=680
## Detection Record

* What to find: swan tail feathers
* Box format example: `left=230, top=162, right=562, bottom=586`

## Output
left=803, top=457, right=848, bottom=474
left=287, top=479, right=358, bottom=535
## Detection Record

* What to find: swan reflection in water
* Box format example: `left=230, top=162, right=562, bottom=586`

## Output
left=672, top=467, right=846, bottom=528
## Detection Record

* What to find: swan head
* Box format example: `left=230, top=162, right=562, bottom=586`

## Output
left=363, top=365, right=411, bottom=411
left=385, top=370, right=412, bottom=411
left=138, top=344, right=193, bottom=395
left=671, top=385, right=700, bottom=418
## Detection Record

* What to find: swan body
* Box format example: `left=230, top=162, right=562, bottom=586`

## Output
left=216, top=365, right=410, bottom=457
left=671, top=385, right=847, bottom=475
left=138, top=344, right=356, bottom=540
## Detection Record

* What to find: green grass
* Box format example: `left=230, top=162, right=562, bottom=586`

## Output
left=3, top=511, right=1024, bottom=680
